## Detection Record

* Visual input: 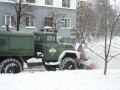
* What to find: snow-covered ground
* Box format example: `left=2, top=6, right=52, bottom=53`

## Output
left=0, top=70, right=120, bottom=90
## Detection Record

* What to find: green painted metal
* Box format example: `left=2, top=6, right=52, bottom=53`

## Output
left=0, top=31, right=34, bottom=56
left=0, top=36, right=9, bottom=53
left=34, top=32, right=75, bottom=62
left=0, top=31, right=74, bottom=62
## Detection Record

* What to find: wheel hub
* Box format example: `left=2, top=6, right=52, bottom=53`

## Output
left=4, top=63, right=18, bottom=73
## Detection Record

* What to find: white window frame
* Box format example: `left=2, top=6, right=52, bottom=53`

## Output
left=26, top=0, right=35, bottom=3
left=62, top=0, right=71, bottom=8
left=45, top=0, right=53, bottom=5
left=62, top=18, right=71, bottom=28
left=26, top=16, right=35, bottom=28
left=9, top=0, right=15, bottom=1
left=2, top=15, right=14, bottom=28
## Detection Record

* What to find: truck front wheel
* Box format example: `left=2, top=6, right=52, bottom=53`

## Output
left=0, top=58, right=22, bottom=74
left=59, top=57, right=77, bottom=70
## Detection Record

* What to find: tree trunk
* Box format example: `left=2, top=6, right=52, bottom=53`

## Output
left=16, top=1, right=21, bottom=31
left=17, top=23, right=19, bottom=31
left=104, top=59, right=108, bottom=75
left=16, top=14, right=20, bottom=31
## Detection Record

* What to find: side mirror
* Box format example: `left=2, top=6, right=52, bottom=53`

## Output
left=58, top=38, right=63, bottom=44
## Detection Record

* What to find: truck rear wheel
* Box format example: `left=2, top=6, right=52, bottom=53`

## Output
left=60, top=57, right=77, bottom=70
left=0, top=58, right=22, bottom=74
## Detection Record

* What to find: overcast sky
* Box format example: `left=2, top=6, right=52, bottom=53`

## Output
left=110, top=0, right=120, bottom=5
left=110, top=0, right=120, bottom=11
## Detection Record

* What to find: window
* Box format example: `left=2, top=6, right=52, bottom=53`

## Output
left=26, top=16, right=35, bottom=27
left=80, top=1, right=86, bottom=7
left=62, top=18, right=71, bottom=28
left=26, top=0, right=35, bottom=3
left=45, top=0, right=53, bottom=5
left=9, top=0, right=15, bottom=1
left=77, top=1, right=80, bottom=6
left=47, top=35, right=56, bottom=43
left=9, top=0, right=16, bottom=1
left=62, top=0, right=70, bottom=8
left=2, top=15, right=15, bottom=27
left=45, top=17, right=53, bottom=27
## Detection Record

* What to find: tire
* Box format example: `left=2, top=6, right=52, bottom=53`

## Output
left=59, top=57, right=77, bottom=70
left=0, top=58, right=22, bottom=74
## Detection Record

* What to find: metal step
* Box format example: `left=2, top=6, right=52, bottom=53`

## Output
left=24, top=66, right=46, bottom=72
left=23, top=62, right=46, bottom=72
left=27, top=62, right=43, bottom=68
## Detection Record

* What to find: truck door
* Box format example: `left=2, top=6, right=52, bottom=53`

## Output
left=45, top=35, right=59, bottom=62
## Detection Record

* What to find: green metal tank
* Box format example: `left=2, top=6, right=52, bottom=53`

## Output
left=0, top=31, right=34, bottom=56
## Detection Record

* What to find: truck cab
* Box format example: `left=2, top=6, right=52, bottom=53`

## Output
left=34, top=32, right=75, bottom=63
left=34, top=32, right=81, bottom=70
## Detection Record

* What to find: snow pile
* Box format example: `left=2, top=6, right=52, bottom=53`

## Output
left=0, top=70, right=120, bottom=90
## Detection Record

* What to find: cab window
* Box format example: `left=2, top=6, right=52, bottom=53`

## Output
left=47, top=35, right=56, bottom=43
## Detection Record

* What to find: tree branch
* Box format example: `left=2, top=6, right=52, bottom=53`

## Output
left=87, top=46, right=105, bottom=60
left=108, top=53, right=120, bottom=62
left=107, top=13, right=120, bottom=57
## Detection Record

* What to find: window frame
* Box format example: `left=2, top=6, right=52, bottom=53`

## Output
left=62, top=18, right=71, bottom=28
left=26, top=0, right=35, bottom=3
left=62, top=0, right=71, bottom=8
left=45, top=0, right=53, bottom=5
left=2, top=15, right=15, bottom=27
left=26, top=16, right=35, bottom=28
left=9, top=0, right=15, bottom=1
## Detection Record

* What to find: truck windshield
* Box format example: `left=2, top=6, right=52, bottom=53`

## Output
left=47, top=35, right=56, bottom=43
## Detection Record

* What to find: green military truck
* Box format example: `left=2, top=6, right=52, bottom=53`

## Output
left=0, top=31, right=87, bottom=73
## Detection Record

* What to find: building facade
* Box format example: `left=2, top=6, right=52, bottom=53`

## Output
left=0, top=0, right=76, bottom=44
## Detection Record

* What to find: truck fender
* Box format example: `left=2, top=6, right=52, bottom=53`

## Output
left=58, top=50, right=80, bottom=65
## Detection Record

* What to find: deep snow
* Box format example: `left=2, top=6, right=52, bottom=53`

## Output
left=0, top=70, right=120, bottom=90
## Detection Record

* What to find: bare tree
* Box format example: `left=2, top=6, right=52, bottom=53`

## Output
left=93, top=0, right=120, bottom=75
left=10, top=0, right=32, bottom=31
left=48, top=10, right=65, bottom=33
left=77, top=0, right=120, bottom=75
left=76, top=1, right=97, bottom=43
left=103, top=0, right=120, bottom=75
